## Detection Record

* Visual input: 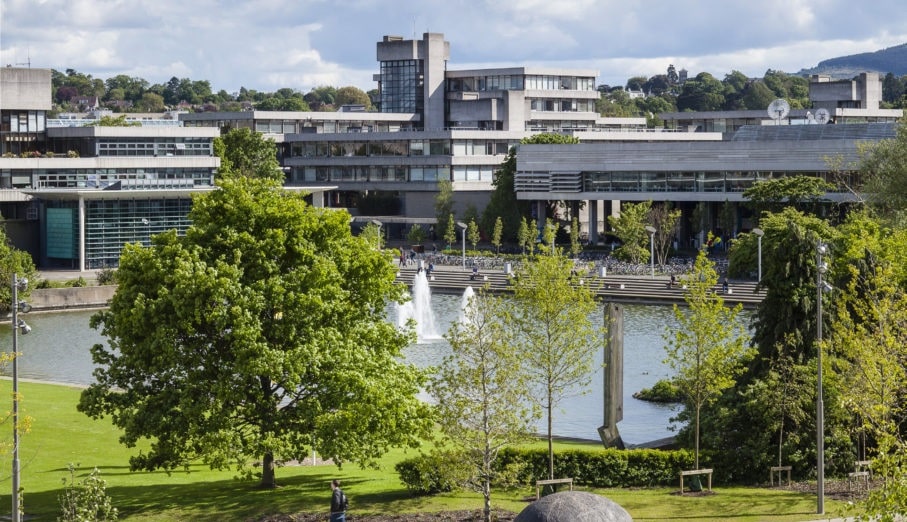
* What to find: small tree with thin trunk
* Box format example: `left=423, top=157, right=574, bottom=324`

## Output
left=467, top=219, right=480, bottom=251
left=431, top=289, right=537, bottom=522
left=444, top=213, right=457, bottom=250
left=491, top=217, right=503, bottom=254
left=664, top=246, right=749, bottom=469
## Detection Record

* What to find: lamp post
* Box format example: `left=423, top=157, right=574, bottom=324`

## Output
left=11, top=274, right=31, bottom=522
left=816, top=242, right=829, bottom=515
left=370, top=219, right=383, bottom=250
left=457, top=222, right=467, bottom=270
left=645, top=226, right=656, bottom=278
left=752, top=228, right=764, bottom=281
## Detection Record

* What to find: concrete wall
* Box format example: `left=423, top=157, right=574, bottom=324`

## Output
left=29, top=286, right=116, bottom=311
left=0, top=68, right=52, bottom=111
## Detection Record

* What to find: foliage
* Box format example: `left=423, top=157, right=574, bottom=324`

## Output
left=510, top=253, right=602, bottom=479
left=664, top=247, right=750, bottom=468
left=607, top=200, right=652, bottom=263
left=213, top=127, right=283, bottom=181
left=491, top=217, right=503, bottom=254
left=568, top=217, right=581, bottom=257
left=360, top=222, right=383, bottom=250
left=78, top=177, right=433, bottom=488
left=444, top=213, right=457, bottom=249
left=859, top=117, right=907, bottom=225
left=431, top=289, right=537, bottom=521
left=743, top=175, right=835, bottom=217
left=395, top=450, right=472, bottom=495
left=435, top=180, right=455, bottom=242
left=516, top=218, right=530, bottom=254
left=0, top=226, right=37, bottom=313
left=481, top=134, right=578, bottom=243
left=407, top=224, right=427, bottom=245
left=58, top=464, right=118, bottom=521
left=648, top=202, right=681, bottom=265
left=83, top=115, right=139, bottom=127
left=334, top=86, right=372, bottom=109
left=633, top=379, right=683, bottom=403
left=467, top=219, right=480, bottom=250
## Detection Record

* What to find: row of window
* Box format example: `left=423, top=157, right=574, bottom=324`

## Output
left=34, top=168, right=214, bottom=189
left=529, top=99, right=596, bottom=112
left=1, top=110, right=47, bottom=133
left=291, top=164, right=497, bottom=183
left=289, top=139, right=513, bottom=158
left=446, top=75, right=596, bottom=92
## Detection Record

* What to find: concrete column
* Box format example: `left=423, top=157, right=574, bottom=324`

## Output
left=589, top=200, right=599, bottom=244
left=611, top=199, right=621, bottom=218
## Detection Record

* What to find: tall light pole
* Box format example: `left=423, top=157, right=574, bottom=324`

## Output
left=370, top=219, right=383, bottom=250
left=11, top=274, right=31, bottom=522
left=816, top=242, right=829, bottom=515
left=645, top=226, right=656, bottom=278
left=457, top=222, right=467, bottom=270
left=753, top=228, right=764, bottom=281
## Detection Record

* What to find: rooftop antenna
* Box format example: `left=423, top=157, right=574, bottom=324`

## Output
left=767, top=98, right=790, bottom=125
left=15, top=47, right=31, bottom=68
left=814, top=108, right=831, bottom=124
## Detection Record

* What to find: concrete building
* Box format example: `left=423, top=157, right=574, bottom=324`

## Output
left=0, top=67, right=220, bottom=270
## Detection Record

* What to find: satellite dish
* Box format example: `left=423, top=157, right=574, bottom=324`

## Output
left=767, top=99, right=790, bottom=124
left=815, top=108, right=830, bottom=124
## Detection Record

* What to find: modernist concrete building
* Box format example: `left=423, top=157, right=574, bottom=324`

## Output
left=183, top=32, right=716, bottom=240
left=514, top=123, right=894, bottom=247
left=0, top=67, right=221, bottom=270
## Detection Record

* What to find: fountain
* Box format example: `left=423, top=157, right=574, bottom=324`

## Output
left=458, top=286, right=475, bottom=324
left=396, top=271, right=440, bottom=341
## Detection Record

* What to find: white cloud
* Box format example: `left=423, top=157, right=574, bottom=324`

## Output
left=1, top=0, right=905, bottom=93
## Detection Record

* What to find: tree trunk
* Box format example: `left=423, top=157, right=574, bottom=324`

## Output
left=548, top=402, right=554, bottom=480
left=260, top=452, right=276, bottom=488
left=694, top=405, right=700, bottom=469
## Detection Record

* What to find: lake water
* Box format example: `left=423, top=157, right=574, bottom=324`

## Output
left=2, top=293, right=740, bottom=446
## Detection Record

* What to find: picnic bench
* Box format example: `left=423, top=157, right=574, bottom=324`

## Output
left=535, top=478, right=573, bottom=499
left=770, top=465, right=792, bottom=487
left=679, top=469, right=713, bottom=495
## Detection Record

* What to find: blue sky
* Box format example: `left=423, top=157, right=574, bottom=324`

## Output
left=1, top=0, right=905, bottom=94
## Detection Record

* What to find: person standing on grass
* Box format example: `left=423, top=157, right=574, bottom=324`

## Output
left=330, top=479, right=348, bottom=522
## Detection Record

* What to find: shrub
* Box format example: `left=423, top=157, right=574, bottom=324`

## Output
left=97, top=268, right=117, bottom=285
left=58, top=464, right=118, bottom=521
left=633, top=379, right=683, bottom=403
left=67, top=150, right=80, bottom=158
left=70, top=277, right=87, bottom=288
left=395, top=450, right=471, bottom=495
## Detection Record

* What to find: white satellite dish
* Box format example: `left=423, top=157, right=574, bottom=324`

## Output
left=814, top=108, right=830, bottom=124
left=767, top=99, right=790, bottom=124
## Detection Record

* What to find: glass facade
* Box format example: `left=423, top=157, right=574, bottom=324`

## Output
left=576, top=171, right=847, bottom=194
left=1, top=109, right=47, bottom=155
left=380, top=60, right=423, bottom=114
left=34, top=168, right=214, bottom=189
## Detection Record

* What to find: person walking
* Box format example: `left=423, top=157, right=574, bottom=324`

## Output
left=330, top=479, right=347, bottom=521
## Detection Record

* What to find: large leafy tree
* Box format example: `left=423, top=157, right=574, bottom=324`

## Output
left=859, top=117, right=907, bottom=225
left=78, top=177, right=433, bottom=487
left=510, top=253, right=601, bottom=479
left=743, top=176, right=834, bottom=218
left=664, top=248, right=749, bottom=468
left=431, top=289, right=537, bottom=522
left=0, top=225, right=36, bottom=313
left=214, top=128, right=283, bottom=181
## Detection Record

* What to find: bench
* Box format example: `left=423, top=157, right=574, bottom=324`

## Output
left=679, top=469, right=713, bottom=495
left=535, top=478, right=573, bottom=499
left=770, top=465, right=792, bottom=487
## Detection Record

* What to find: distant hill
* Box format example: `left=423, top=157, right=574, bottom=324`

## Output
left=798, top=43, right=907, bottom=78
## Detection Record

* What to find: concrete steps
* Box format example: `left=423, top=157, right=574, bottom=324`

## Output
left=395, top=267, right=765, bottom=308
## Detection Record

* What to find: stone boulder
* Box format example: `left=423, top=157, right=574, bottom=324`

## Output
left=514, top=491, right=632, bottom=522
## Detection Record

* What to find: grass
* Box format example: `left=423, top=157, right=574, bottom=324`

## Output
left=1, top=380, right=857, bottom=521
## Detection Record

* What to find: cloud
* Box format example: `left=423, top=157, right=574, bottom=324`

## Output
left=1, top=0, right=905, bottom=93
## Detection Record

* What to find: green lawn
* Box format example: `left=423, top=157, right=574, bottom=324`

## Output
left=1, top=380, right=856, bottom=521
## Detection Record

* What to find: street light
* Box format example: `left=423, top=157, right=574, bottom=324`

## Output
left=370, top=219, right=383, bottom=250
left=645, top=226, right=656, bottom=278
left=456, top=222, right=467, bottom=270
left=11, top=273, right=32, bottom=522
left=752, top=228, right=764, bottom=281
left=815, top=242, right=831, bottom=515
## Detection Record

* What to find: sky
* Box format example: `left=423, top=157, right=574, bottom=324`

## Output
left=1, top=0, right=905, bottom=95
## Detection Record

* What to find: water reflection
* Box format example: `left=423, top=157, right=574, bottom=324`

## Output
left=2, top=299, right=747, bottom=444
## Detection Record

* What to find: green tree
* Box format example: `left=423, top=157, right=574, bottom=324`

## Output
left=360, top=222, right=382, bottom=250
left=84, top=115, right=140, bottom=127
left=859, top=118, right=907, bottom=224
left=444, top=213, right=457, bottom=250
left=607, top=201, right=652, bottom=264
left=491, top=217, right=503, bottom=254
left=664, top=247, right=749, bottom=468
left=0, top=226, right=37, bottom=313
left=78, top=177, right=433, bottom=488
left=569, top=217, right=581, bottom=257
left=335, top=86, right=372, bottom=109
left=213, top=127, right=283, bottom=181
left=431, top=289, right=537, bottom=522
left=467, top=219, right=480, bottom=250
left=510, top=254, right=601, bottom=479
left=407, top=224, right=426, bottom=246
left=481, top=134, right=579, bottom=242
left=435, top=180, right=455, bottom=243
left=743, top=176, right=834, bottom=218
left=648, top=202, right=681, bottom=265
left=517, top=217, right=530, bottom=254
left=137, top=92, right=165, bottom=112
